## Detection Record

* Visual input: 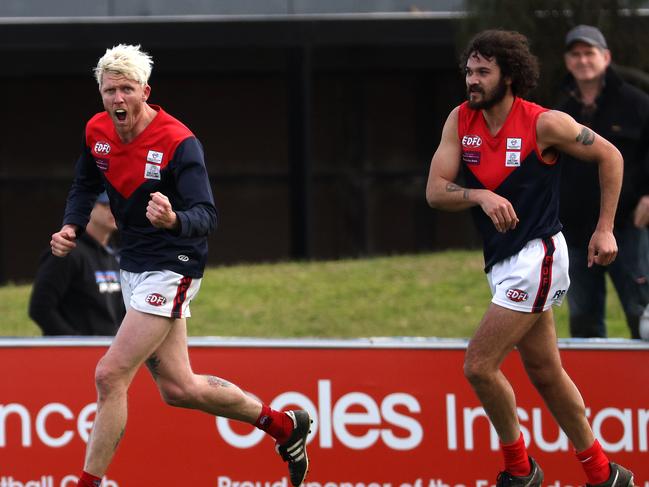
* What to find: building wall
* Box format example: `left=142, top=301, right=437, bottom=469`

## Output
left=0, top=18, right=480, bottom=282
left=1, top=0, right=464, bottom=17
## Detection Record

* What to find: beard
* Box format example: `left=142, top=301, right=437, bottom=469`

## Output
left=467, top=76, right=508, bottom=110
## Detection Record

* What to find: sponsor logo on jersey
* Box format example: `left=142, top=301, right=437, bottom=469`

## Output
left=95, top=270, right=121, bottom=293
left=145, top=293, right=167, bottom=306
left=144, top=163, right=161, bottom=180
left=506, top=288, right=528, bottom=302
left=552, top=289, right=567, bottom=301
left=462, top=151, right=481, bottom=166
left=178, top=254, right=190, bottom=262
left=505, top=151, right=521, bottom=167
left=95, top=158, right=109, bottom=171
left=94, top=141, right=111, bottom=155
left=506, top=137, right=522, bottom=150
left=147, top=150, right=164, bottom=164
left=461, top=135, right=482, bottom=148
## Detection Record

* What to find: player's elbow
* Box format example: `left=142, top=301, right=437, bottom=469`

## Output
left=612, top=145, right=623, bottom=167
left=598, top=140, right=623, bottom=168
left=199, top=203, right=218, bottom=235
left=208, top=207, right=218, bottom=234
left=426, top=186, right=444, bottom=209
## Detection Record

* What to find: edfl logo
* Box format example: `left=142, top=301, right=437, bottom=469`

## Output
left=94, top=141, right=111, bottom=155
left=145, top=293, right=166, bottom=306
left=461, top=135, right=482, bottom=148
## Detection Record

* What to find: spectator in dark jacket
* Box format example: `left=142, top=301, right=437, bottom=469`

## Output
left=558, top=25, right=649, bottom=338
left=29, top=191, right=125, bottom=335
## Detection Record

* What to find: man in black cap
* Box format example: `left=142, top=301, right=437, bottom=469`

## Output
left=30, top=192, right=125, bottom=335
left=558, top=24, right=649, bottom=338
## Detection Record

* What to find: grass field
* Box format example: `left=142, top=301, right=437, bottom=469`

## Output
left=0, top=250, right=630, bottom=338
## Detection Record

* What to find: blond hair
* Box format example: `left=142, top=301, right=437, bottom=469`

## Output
left=94, top=44, right=153, bottom=87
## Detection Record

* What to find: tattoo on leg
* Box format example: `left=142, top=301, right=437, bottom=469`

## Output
left=204, top=375, right=232, bottom=388
left=145, top=354, right=161, bottom=379
left=446, top=182, right=470, bottom=200
left=576, top=127, right=595, bottom=146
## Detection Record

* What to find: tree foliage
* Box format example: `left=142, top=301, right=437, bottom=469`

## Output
left=459, top=0, right=649, bottom=104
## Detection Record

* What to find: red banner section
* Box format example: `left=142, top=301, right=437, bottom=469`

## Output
left=1, top=338, right=648, bottom=486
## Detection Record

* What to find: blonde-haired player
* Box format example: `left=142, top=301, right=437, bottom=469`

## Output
left=51, top=44, right=311, bottom=487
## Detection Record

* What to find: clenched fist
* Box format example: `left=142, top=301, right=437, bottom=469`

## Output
left=146, top=192, right=179, bottom=230
left=51, top=224, right=79, bottom=257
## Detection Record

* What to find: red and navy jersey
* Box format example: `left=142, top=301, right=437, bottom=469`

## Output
left=63, top=105, right=217, bottom=278
left=458, top=97, right=562, bottom=272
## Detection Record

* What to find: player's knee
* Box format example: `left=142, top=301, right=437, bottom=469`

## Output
left=94, top=359, right=127, bottom=398
left=526, top=363, right=559, bottom=391
left=463, top=358, right=489, bottom=386
left=159, top=382, right=196, bottom=408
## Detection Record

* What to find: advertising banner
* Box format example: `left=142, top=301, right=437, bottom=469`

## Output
left=0, top=338, right=647, bottom=487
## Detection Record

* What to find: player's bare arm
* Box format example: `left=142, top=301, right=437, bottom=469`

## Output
left=426, top=108, right=519, bottom=233
left=146, top=191, right=180, bottom=230
left=50, top=224, right=80, bottom=257
left=537, top=110, right=623, bottom=266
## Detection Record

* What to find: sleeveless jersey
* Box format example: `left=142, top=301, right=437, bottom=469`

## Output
left=63, top=105, right=217, bottom=278
left=458, top=97, right=562, bottom=272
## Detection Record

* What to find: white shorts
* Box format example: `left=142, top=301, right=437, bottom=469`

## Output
left=487, top=232, right=570, bottom=313
left=120, top=270, right=202, bottom=319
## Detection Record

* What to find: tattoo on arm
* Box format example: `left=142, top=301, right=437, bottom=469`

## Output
left=145, top=354, right=161, bottom=379
left=445, top=182, right=470, bottom=200
left=205, top=375, right=232, bottom=388
left=576, top=127, right=595, bottom=146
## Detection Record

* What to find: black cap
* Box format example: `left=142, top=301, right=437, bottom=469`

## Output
left=565, top=25, right=608, bottom=49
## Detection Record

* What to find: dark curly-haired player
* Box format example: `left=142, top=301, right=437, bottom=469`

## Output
left=427, top=30, right=634, bottom=486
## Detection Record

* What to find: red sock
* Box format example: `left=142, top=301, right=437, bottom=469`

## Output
left=77, top=472, right=102, bottom=487
left=576, top=439, right=611, bottom=485
left=254, top=405, right=294, bottom=444
left=501, top=432, right=531, bottom=477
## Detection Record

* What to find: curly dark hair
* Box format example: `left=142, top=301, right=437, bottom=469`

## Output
left=459, top=30, right=540, bottom=98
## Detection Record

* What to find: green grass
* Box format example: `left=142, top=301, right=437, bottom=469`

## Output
left=1, top=251, right=630, bottom=338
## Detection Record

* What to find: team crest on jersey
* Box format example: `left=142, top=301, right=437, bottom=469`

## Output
left=506, top=137, right=522, bottom=150
left=144, top=163, right=161, bottom=180
left=461, top=135, right=482, bottom=148
left=505, top=151, right=521, bottom=167
left=147, top=150, right=164, bottom=164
